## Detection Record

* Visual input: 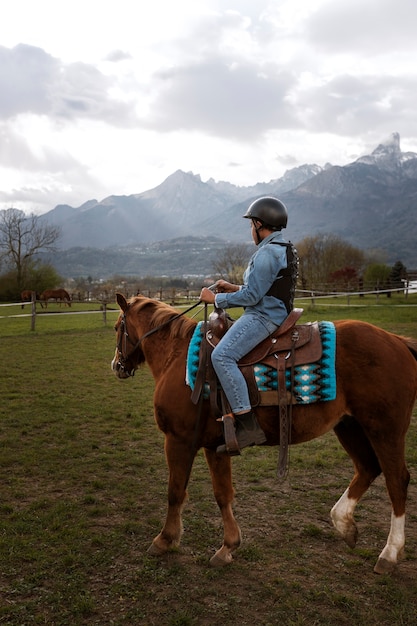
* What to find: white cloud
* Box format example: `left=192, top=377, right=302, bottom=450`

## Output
left=0, top=44, right=137, bottom=125
left=307, top=0, right=417, bottom=55
left=145, top=59, right=296, bottom=140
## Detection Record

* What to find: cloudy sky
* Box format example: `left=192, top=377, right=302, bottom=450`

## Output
left=2, top=0, right=417, bottom=214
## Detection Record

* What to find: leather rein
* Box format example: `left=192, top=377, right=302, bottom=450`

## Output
left=116, top=300, right=203, bottom=377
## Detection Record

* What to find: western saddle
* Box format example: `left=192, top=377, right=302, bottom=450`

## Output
left=191, top=307, right=323, bottom=478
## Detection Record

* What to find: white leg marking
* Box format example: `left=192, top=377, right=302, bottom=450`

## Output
left=378, top=513, right=405, bottom=565
left=331, top=488, right=358, bottom=537
left=330, top=488, right=359, bottom=548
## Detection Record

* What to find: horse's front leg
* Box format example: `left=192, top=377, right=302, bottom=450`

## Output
left=147, top=434, right=195, bottom=556
left=204, top=448, right=241, bottom=567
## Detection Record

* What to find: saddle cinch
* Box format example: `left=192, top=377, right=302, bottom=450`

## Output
left=191, top=308, right=323, bottom=475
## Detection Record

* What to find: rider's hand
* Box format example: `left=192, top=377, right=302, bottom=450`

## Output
left=215, top=280, right=240, bottom=293
left=199, top=288, right=216, bottom=304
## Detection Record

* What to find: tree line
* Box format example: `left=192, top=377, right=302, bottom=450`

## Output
left=210, top=235, right=409, bottom=294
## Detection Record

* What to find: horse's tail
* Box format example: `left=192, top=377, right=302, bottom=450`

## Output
left=63, top=290, right=71, bottom=306
left=401, top=337, right=417, bottom=361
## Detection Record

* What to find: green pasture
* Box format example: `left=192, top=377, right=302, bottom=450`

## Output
left=0, top=295, right=417, bottom=625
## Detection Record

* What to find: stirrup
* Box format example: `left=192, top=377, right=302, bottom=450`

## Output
left=216, top=412, right=266, bottom=454
left=216, top=413, right=240, bottom=455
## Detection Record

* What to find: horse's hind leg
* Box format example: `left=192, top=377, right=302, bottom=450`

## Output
left=334, top=414, right=411, bottom=574
left=331, top=416, right=381, bottom=549
left=148, top=434, right=195, bottom=556
left=367, top=435, right=410, bottom=574
left=204, top=448, right=241, bottom=567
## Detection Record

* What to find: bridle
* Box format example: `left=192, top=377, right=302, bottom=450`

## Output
left=115, top=300, right=203, bottom=377
left=115, top=311, right=139, bottom=377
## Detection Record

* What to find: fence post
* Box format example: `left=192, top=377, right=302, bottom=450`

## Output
left=102, top=301, right=107, bottom=325
left=30, top=291, right=36, bottom=331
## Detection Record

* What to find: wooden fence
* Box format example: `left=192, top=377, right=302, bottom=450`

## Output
left=1, top=285, right=415, bottom=332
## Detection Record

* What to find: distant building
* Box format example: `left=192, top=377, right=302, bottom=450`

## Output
left=405, top=280, right=417, bottom=294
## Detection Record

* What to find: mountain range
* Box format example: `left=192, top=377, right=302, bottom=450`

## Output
left=41, top=132, right=417, bottom=278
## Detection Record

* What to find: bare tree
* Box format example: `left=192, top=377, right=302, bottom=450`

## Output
left=0, top=208, right=61, bottom=293
left=212, top=243, right=252, bottom=284
left=296, top=233, right=365, bottom=291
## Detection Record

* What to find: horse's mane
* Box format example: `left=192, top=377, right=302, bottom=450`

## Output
left=130, top=296, right=197, bottom=340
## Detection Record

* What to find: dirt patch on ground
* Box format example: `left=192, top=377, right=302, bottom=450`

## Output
left=2, top=438, right=417, bottom=626
left=90, top=464, right=417, bottom=626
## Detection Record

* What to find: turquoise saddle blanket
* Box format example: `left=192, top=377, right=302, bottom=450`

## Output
left=186, top=321, right=336, bottom=405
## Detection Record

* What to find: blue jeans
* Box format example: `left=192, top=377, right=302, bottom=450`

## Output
left=211, top=313, right=278, bottom=414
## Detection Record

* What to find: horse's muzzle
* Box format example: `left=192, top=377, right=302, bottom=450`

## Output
left=111, top=357, right=135, bottom=378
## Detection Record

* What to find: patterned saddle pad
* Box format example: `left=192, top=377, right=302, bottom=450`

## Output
left=186, top=321, right=336, bottom=405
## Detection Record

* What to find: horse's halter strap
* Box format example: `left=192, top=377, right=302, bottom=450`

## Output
left=116, top=300, right=202, bottom=377
left=116, top=312, right=136, bottom=376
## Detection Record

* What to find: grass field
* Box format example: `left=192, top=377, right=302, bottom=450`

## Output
left=0, top=294, right=417, bottom=625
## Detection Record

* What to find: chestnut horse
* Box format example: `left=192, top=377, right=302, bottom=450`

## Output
left=111, top=293, right=417, bottom=574
left=21, top=290, right=39, bottom=308
left=40, top=288, right=71, bottom=308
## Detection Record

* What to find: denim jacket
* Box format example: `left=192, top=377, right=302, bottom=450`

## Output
left=214, top=231, right=289, bottom=326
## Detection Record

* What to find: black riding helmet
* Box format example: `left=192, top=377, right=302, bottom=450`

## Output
left=243, top=196, right=288, bottom=230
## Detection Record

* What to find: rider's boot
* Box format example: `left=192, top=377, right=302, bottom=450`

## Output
left=217, top=411, right=266, bottom=454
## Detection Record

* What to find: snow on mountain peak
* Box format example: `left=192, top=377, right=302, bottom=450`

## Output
left=371, top=132, right=401, bottom=158
left=354, top=132, right=405, bottom=169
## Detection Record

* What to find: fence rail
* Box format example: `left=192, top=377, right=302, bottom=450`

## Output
left=1, top=284, right=416, bottom=332
left=0, top=298, right=111, bottom=330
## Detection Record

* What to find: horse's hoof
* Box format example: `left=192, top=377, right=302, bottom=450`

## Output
left=374, top=557, right=396, bottom=575
left=342, top=526, right=358, bottom=549
left=147, top=541, right=167, bottom=556
left=331, top=512, right=358, bottom=548
left=210, top=549, right=233, bottom=567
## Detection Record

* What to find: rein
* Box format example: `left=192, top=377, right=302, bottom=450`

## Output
left=117, top=300, right=203, bottom=377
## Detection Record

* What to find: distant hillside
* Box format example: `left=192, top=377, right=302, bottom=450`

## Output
left=38, top=132, right=417, bottom=277
left=41, top=237, right=236, bottom=279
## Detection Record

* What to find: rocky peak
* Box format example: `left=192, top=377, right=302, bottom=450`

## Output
left=278, top=163, right=324, bottom=191
left=372, top=131, right=401, bottom=159
left=354, top=132, right=404, bottom=172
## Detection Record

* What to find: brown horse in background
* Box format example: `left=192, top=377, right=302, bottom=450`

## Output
left=111, top=293, right=417, bottom=574
left=40, top=288, right=71, bottom=308
left=20, top=290, right=39, bottom=309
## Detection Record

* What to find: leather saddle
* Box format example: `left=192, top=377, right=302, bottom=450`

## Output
left=199, top=308, right=322, bottom=407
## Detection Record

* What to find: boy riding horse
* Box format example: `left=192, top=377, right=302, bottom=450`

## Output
left=199, top=197, right=298, bottom=453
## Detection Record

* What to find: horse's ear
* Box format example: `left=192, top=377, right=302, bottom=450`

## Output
left=116, top=292, right=128, bottom=312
